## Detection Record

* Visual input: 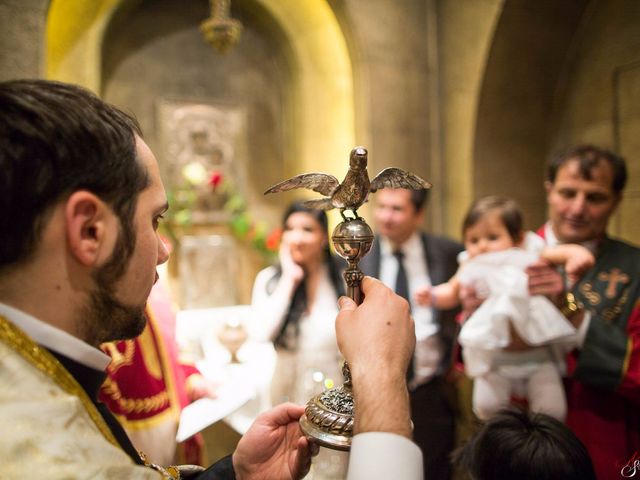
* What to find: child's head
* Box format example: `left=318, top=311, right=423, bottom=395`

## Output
left=462, top=196, right=524, bottom=258
left=453, top=408, right=596, bottom=480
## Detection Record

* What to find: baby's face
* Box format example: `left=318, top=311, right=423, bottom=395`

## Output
left=464, top=211, right=517, bottom=258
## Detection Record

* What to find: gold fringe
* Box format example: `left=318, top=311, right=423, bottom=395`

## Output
left=101, top=376, right=171, bottom=414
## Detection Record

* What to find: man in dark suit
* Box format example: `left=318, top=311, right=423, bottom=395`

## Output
left=361, top=187, right=463, bottom=480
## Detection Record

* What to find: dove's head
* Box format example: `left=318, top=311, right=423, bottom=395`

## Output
left=349, top=146, right=368, bottom=170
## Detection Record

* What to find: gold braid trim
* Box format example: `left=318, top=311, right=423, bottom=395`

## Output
left=113, top=405, right=177, bottom=431
left=139, top=451, right=181, bottom=479
left=101, top=376, right=170, bottom=414
left=145, top=307, right=181, bottom=420
left=0, top=315, right=187, bottom=478
left=0, top=315, right=121, bottom=450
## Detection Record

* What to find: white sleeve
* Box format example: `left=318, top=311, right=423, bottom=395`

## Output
left=574, top=310, right=592, bottom=348
left=249, top=266, right=296, bottom=342
left=523, top=230, right=546, bottom=254
left=347, top=432, right=424, bottom=480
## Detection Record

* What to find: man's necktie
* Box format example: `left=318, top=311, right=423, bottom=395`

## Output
left=394, top=250, right=409, bottom=301
left=394, top=250, right=414, bottom=383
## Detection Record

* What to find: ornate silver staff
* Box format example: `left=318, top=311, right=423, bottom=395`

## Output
left=264, top=146, right=430, bottom=450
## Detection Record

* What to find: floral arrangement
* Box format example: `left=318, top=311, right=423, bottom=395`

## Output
left=162, top=163, right=281, bottom=263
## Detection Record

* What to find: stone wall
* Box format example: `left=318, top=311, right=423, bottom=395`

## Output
left=472, top=0, right=589, bottom=231
left=102, top=0, right=291, bottom=221
left=552, top=0, right=640, bottom=242
left=1, top=0, right=638, bottom=247
left=0, top=0, right=48, bottom=81
left=331, top=0, right=434, bottom=221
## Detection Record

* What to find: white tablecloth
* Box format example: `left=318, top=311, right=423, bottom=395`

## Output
left=175, top=307, right=276, bottom=441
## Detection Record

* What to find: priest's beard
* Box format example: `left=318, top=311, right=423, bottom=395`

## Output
left=79, top=223, right=147, bottom=347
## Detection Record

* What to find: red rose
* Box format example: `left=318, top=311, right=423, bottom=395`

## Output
left=208, top=171, right=223, bottom=189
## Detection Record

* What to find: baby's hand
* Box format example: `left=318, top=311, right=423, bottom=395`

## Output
left=565, top=249, right=595, bottom=286
left=414, top=285, right=433, bottom=306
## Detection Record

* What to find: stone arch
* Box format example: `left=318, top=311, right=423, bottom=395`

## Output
left=46, top=0, right=355, bottom=186
left=472, top=0, right=590, bottom=229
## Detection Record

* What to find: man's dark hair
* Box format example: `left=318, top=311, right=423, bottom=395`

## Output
left=0, top=79, right=148, bottom=273
left=548, top=144, right=627, bottom=195
left=453, top=409, right=596, bottom=480
left=409, top=188, right=429, bottom=212
left=462, top=196, right=523, bottom=243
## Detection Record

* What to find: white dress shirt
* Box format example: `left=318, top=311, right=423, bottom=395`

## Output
left=379, top=233, right=443, bottom=387
left=0, top=302, right=110, bottom=370
left=250, top=264, right=342, bottom=404
left=348, top=432, right=424, bottom=480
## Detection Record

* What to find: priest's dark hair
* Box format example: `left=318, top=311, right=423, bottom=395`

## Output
left=0, top=79, right=148, bottom=272
left=266, top=201, right=345, bottom=349
left=548, top=144, right=627, bottom=195
left=453, top=408, right=596, bottom=480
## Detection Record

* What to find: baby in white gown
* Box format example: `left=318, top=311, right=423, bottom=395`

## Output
left=415, top=196, right=594, bottom=420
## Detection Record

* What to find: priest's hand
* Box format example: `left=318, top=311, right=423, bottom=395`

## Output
left=526, top=259, right=586, bottom=328
left=460, top=284, right=483, bottom=320
left=232, top=403, right=316, bottom=480
left=336, top=277, right=415, bottom=439
left=526, top=259, right=564, bottom=302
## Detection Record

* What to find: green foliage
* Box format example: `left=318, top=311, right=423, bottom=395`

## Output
left=161, top=173, right=279, bottom=263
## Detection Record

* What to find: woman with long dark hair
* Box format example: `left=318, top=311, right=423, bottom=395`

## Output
left=250, top=201, right=345, bottom=406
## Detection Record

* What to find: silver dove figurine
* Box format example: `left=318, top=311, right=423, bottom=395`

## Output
left=264, top=146, right=432, bottom=220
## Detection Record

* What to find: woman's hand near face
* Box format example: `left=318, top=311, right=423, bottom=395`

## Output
left=279, top=240, right=304, bottom=284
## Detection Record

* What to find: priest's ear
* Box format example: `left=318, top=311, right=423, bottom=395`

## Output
left=64, top=191, right=118, bottom=266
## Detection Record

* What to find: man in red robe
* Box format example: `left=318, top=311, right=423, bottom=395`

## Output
left=530, top=145, right=639, bottom=479
left=100, top=279, right=216, bottom=466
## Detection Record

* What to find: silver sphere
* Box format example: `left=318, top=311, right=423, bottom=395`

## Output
left=332, top=219, right=374, bottom=264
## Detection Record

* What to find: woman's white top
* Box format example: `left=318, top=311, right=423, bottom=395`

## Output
left=250, top=264, right=342, bottom=404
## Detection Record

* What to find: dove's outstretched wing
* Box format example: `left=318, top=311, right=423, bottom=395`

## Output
left=302, top=198, right=335, bottom=210
left=369, top=168, right=432, bottom=192
left=264, top=172, right=340, bottom=196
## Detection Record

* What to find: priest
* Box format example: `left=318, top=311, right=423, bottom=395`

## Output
left=532, top=145, right=640, bottom=479
left=0, top=79, right=423, bottom=479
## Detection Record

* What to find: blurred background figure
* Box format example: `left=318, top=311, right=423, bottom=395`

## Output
left=360, top=187, right=462, bottom=480
left=250, top=201, right=347, bottom=479
left=420, top=196, right=593, bottom=422
left=100, top=269, right=218, bottom=466
left=250, top=201, right=345, bottom=405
